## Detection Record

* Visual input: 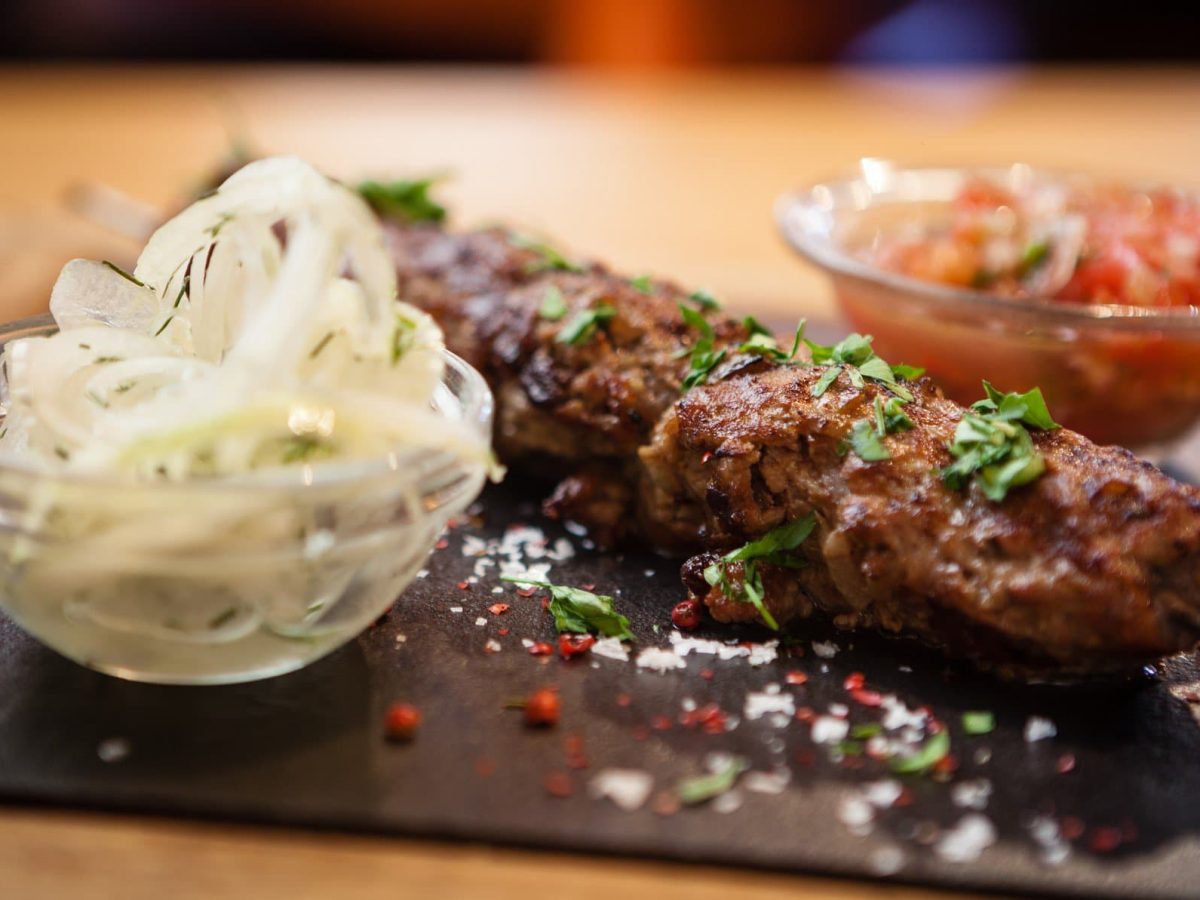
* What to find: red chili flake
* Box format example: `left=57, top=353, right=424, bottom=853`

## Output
left=541, top=596, right=551, bottom=611
left=516, top=587, right=538, bottom=598
left=523, top=687, right=561, bottom=727
left=785, top=671, right=809, bottom=686
left=383, top=702, right=421, bottom=742
left=558, top=633, right=595, bottom=659
left=1089, top=826, right=1123, bottom=853
left=1060, top=816, right=1085, bottom=841
left=932, top=753, right=959, bottom=777
left=498, top=627, right=510, bottom=636
left=581, top=583, right=596, bottom=591
left=651, top=714, right=673, bottom=731
left=894, top=787, right=915, bottom=808
left=843, top=672, right=865, bottom=691
left=456, top=581, right=470, bottom=591
left=435, top=538, right=449, bottom=550
left=851, top=689, right=884, bottom=707
left=699, top=668, right=715, bottom=681
left=794, top=706, right=815, bottom=722
left=700, top=451, right=713, bottom=464
left=474, top=757, right=496, bottom=778
left=652, top=790, right=682, bottom=817
left=841, top=755, right=866, bottom=770
left=542, top=771, right=572, bottom=798
left=794, top=750, right=815, bottom=767
left=488, top=602, right=510, bottom=615
left=563, top=734, right=585, bottom=755
left=1056, top=753, right=1076, bottom=774
left=670, top=599, right=703, bottom=630
left=631, top=725, right=650, bottom=741
left=615, top=693, right=632, bottom=708
left=528, top=641, right=554, bottom=657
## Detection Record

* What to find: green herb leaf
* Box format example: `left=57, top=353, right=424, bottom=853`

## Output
left=101, top=260, right=147, bottom=289
left=679, top=303, right=726, bottom=390
left=891, top=363, right=926, bottom=382
left=850, top=722, right=884, bottom=740
left=676, top=755, right=747, bottom=805
left=703, top=513, right=816, bottom=631
left=557, top=304, right=616, bottom=346
left=509, top=232, right=585, bottom=274
left=539, top=285, right=569, bottom=321
left=942, top=381, right=1059, bottom=501
left=849, top=419, right=891, bottom=461
left=962, top=711, right=995, bottom=735
left=391, top=315, right=418, bottom=365
left=630, top=274, right=654, bottom=294
left=687, top=289, right=722, bottom=311
left=804, top=332, right=920, bottom=401
left=499, top=576, right=633, bottom=640
left=738, top=318, right=808, bottom=364
left=875, top=395, right=914, bottom=436
left=1019, top=240, right=1050, bottom=275
left=890, top=728, right=951, bottom=775
left=978, top=381, right=1060, bottom=431
left=357, top=177, right=447, bottom=223
left=812, top=365, right=842, bottom=397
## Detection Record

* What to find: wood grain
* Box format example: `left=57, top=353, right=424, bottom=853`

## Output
left=0, top=64, right=1193, bottom=897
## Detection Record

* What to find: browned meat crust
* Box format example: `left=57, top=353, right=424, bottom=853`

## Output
left=389, top=223, right=1200, bottom=676
left=640, top=367, right=1200, bottom=675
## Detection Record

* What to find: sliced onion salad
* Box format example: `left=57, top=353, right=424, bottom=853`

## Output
left=2, top=156, right=487, bottom=479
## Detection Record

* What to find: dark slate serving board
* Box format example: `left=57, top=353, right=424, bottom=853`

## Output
left=1, top=479, right=1199, bottom=900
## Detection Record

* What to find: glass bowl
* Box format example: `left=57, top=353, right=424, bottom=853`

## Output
left=0, top=316, right=492, bottom=684
left=776, top=161, right=1200, bottom=452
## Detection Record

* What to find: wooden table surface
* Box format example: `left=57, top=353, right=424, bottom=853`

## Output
left=3, top=64, right=1200, bottom=898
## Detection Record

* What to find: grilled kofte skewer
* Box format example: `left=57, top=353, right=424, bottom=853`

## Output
left=384, top=221, right=1200, bottom=677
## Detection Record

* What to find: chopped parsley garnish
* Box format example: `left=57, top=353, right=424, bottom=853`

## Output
left=556, top=304, right=616, bottom=345
left=941, top=381, right=1060, bottom=501
left=687, top=289, right=722, bottom=312
left=538, top=285, right=568, bottom=321
left=890, top=728, right=950, bottom=774
left=1019, top=240, right=1050, bottom=275
left=356, top=177, right=447, bottom=224
left=849, top=420, right=890, bottom=462
left=500, top=576, right=633, bottom=640
left=850, top=722, right=884, bottom=740
left=53, top=445, right=70, bottom=461
left=676, top=755, right=747, bottom=805
left=702, top=513, right=816, bottom=630
left=847, top=394, right=915, bottom=463
left=391, top=315, right=418, bottom=365
left=101, top=260, right=146, bottom=289
left=875, top=394, right=914, bottom=435
left=962, top=710, right=995, bottom=735
left=738, top=318, right=806, bottom=363
left=509, top=233, right=585, bottom=274
left=679, top=303, right=726, bottom=390
left=93, top=356, right=123, bottom=365
left=805, top=333, right=923, bottom=402
left=279, top=434, right=333, bottom=465
left=630, top=274, right=654, bottom=294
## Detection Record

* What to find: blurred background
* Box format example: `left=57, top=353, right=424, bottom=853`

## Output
left=2, top=0, right=1198, bottom=66
left=2, top=0, right=1199, bottom=326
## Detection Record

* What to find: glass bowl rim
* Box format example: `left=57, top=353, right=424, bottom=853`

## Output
left=0, top=314, right=495, bottom=494
left=775, top=162, right=1200, bottom=331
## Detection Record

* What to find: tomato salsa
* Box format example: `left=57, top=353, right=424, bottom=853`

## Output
left=867, top=178, right=1200, bottom=308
